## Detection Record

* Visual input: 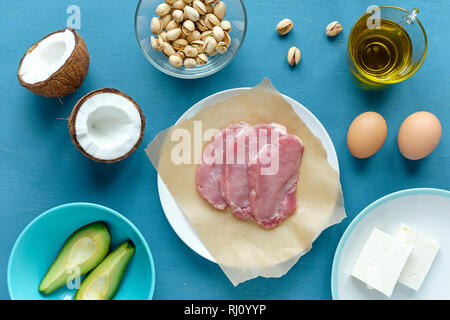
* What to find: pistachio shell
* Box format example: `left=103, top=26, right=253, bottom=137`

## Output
left=213, top=1, right=226, bottom=20
left=201, top=30, right=214, bottom=41
left=150, top=17, right=163, bottom=34
left=165, top=0, right=177, bottom=4
left=196, top=19, right=208, bottom=32
left=220, top=20, right=231, bottom=32
left=203, top=36, right=217, bottom=54
left=184, top=45, right=198, bottom=58
left=167, top=28, right=182, bottom=41
left=166, top=20, right=179, bottom=31
left=191, top=40, right=205, bottom=53
left=212, top=25, right=224, bottom=41
left=196, top=53, right=208, bottom=65
left=163, top=42, right=176, bottom=57
left=176, top=50, right=186, bottom=60
left=222, top=31, right=230, bottom=46
left=156, top=3, right=171, bottom=16
left=150, top=36, right=162, bottom=51
left=276, top=18, right=293, bottom=35
left=184, top=6, right=200, bottom=21
left=158, top=31, right=168, bottom=42
left=186, top=30, right=201, bottom=43
left=172, top=9, right=184, bottom=23
left=216, top=41, right=227, bottom=54
left=172, top=0, right=186, bottom=10
left=184, top=57, right=197, bottom=68
left=205, top=13, right=220, bottom=29
left=326, top=21, right=343, bottom=36
left=192, top=0, right=207, bottom=15
left=287, top=46, right=301, bottom=66
left=169, top=55, right=183, bottom=68
left=172, top=38, right=189, bottom=50
left=182, top=20, right=196, bottom=35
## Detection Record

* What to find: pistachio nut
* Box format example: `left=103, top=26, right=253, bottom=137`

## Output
left=176, top=50, right=186, bottom=60
left=276, top=18, right=293, bottom=35
left=201, top=30, right=214, bottom=41
left=205, top=13, right=220, bottom=29
left=172, top=9, right=184, bottom=23
left=156, top=34, right=166, bottom=48
left=172, top=38, right=189, bottom=50
left=220, top=20, right=231, bottom=32
left=196, top=53, right=208, bottom=65
left=150, top=36, right=162, bottom=51
left=166, top=20, right=179, bottom=31
left=216, top=41, right=227, bottom=54
left=191, top=40, right=205, bottom=53
left=222, top=31, right=230, bottom=46
left=213, top=1, right=226, bottom=20
left=184, top=6, right=200, bottom=21
left=165, top=0, right=177, bottom=4
left=182, top=20, right=196, bottom=35
left=150, top=17, right=163, bottom=34
left=184, top=57, right=197, bottom=68
left=172, top=0, right=186, bottom=10
left=160, top=15, right=171, bottom=30
left=156, top=3, right=171, bottom=16
left=186, top=30, right=201, bottom=43
left=192, top=0, right=207, bottom=15
left=203, top=36, right=218, bottom=54
left=204, top=0, right=217, bottom=4
left=182, top=0, right=194, bottom=3
left=167, top=28, right=182, bottom=41
left=163, top=42, right=177, bottom=57
left=169, top=55, right=183, bottom=68
left=326, top=21, right=343, bottom=37
left=158, top=31, right=168, bottom=42
left=212, top=25, right=224, bottom=41
left=287, top=46, right=301, bottom=66
left=184, top=45, right=199, bottom=58
left=208, top=49, right=218, bottom=57
left=196, top=19, right=209, bottom=32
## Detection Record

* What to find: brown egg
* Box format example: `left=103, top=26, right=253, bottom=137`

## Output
left=398, top=111, right=442, bottom=160
left=347, top=112, right=387, bottom=159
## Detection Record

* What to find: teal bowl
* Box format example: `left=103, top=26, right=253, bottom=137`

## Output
left=7, top=203, right=155, bottom=300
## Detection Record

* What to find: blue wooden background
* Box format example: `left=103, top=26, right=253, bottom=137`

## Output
left=0, top=0, right=448, bottom=299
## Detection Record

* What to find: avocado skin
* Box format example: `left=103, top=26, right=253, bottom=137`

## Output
left=38, top=221, right=111, bottom=295
left=74, top=240, right=135, bottom=300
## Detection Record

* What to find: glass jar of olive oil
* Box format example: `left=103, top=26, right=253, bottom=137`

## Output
left=347, top=6, right=427, bottom=85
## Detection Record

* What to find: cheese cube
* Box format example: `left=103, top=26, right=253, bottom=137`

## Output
left=397, top=224, right=440, bottom=291
left=351, top=228, right=412, bottom=297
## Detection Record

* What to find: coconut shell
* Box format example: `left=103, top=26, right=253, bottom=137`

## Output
left=17, top=28, right=90, bottom=98
left=68, top=88, right=146, bottom=163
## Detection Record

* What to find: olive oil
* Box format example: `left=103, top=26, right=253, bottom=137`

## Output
left=348, top=16, right=413, bottom=84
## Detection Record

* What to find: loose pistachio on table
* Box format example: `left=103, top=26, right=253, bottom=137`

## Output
left=276, top=18, right=294, bottom=35
left=150, top=0, right=232, bottom=68
left=326, top=21, right=343, bottom=37
left=287, top=46, right=301, bottom=66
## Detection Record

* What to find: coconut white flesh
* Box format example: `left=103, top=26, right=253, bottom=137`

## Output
left=75, top=92, right=142, bottom=161
left=19, top=29, right=75, bottom=84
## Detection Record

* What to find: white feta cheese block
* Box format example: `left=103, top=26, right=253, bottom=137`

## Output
left=351, top=228, right=412, bottom=297
left=397, top=224, right=440, bottom=291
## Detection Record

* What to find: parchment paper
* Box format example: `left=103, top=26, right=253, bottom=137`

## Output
left=146, top=79, right=346, bottom=286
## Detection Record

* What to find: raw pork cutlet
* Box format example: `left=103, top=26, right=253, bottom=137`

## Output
left=248, top=133, right=304, bottom=228
left=196, top=122, right=249, bottom=210
left=223, top=124, right=287, bottom=220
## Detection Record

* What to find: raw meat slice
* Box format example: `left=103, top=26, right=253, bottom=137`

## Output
left=248, top=134, right=304, bottom=228
left=223, top=124, right=288, bottom=220
left=196, top=122, right=249, bottom=209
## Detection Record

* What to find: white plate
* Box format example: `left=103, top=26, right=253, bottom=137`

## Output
left=158, top=88, right=339, bottom=263
left=332, top=188, right=450, bottom=300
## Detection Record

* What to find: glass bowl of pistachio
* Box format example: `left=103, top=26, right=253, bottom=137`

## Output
left=135, top=0, right=247, bottom=79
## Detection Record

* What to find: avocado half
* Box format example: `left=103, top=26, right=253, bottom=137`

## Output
left=38, top=221, right=111, bottom=295
left=74, top=240, right=135, bottom=300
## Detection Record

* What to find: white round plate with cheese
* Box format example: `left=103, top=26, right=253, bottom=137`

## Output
left=157, top=88, right=339, bottom=263
left=332, top=188, right=450, bottom=300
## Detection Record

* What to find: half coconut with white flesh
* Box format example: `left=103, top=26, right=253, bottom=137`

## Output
left=17, top=28, right=89, bottom=97
left=69, top=88, right=146, bottom=163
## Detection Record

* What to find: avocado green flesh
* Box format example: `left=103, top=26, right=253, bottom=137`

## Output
left=38, top=222, right=111, bottom=295
left=74, top=241, right=135, bottom=300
